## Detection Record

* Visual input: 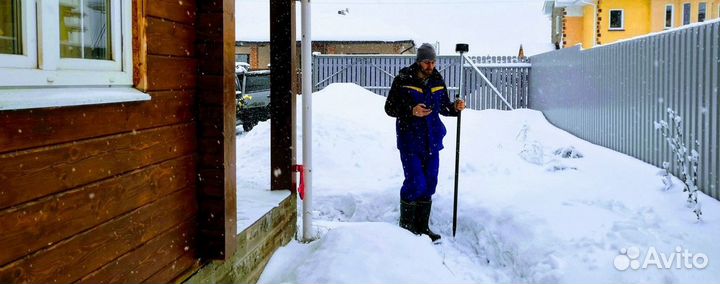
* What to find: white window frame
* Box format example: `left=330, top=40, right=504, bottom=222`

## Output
left=0, top=0, right=37, bottom=68
left=682, top=2, right=691, bottom=25
left=0, top=0, right=133, bottom=87
left=665, top=4, right=674, bottom=29
left=608, top=9, right=625, bottom=31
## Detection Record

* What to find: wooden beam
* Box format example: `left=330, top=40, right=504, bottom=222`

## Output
left=195, top=0, right=237, bottom=260
left=290, top=0, right=298, bottom=191
left=270, top=0, right=294, bottom=191
left=133, top=0, right=148, bottom=90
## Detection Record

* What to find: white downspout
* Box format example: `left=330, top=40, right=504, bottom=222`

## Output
left=301, top=0, right=313, bottom=242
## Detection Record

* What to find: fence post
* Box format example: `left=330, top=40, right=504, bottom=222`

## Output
left=312, top=53, right=319, bottom=92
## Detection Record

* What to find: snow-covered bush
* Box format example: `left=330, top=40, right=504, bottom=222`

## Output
left=656, top=161, right=673, bottom=191
left=517, top=123, right=544, bottom=165
left=517, top=124, right=579, bottom=171
left=654, top=108, right=702, bottom=220
left=552, top=146, right=583, bottom=158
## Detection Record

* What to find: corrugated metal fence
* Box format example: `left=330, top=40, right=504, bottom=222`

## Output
left=312, top=55, right=531, bottom=110
left=529, top=22, right=720, bottom=200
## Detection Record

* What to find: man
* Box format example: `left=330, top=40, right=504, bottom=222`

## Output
left=384, top=43, right=465, bottom=242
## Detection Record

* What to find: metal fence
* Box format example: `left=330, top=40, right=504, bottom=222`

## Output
left=312, top=55, right=531, bottom=110
left=529, top=21, right=720, bottom=200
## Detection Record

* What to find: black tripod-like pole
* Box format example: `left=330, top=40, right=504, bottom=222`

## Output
left=453, top=43, right=468, bottom=238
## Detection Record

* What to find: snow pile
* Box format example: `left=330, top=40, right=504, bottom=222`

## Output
left=237, top=83, right=720, bottom=283
left=258, top=222, right=463, bottom=284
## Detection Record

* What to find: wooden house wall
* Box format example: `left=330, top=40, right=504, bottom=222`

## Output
left=0, top=0, right=202, bottom=282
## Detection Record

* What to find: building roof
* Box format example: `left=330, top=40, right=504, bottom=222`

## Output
left=237, top=0, right=554, bottom=56
left=543, top=0, right=592, bottom=15
left=236, top=40, right=416, bottom=45
left=236, top=1, right=415, bottom=42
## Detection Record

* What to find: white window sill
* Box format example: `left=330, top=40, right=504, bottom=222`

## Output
left=0, top=87, right=151, bottom=111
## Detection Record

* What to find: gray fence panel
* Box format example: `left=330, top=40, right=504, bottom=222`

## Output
left=313, top=55, right=530, bottom=110
left=529, top=21, right=720, bottom=200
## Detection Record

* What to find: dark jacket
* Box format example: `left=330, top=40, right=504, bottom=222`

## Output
left=385, top=63, right=459, bottom=153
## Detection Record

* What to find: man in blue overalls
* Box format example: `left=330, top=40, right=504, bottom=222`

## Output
left=384, top=43, right=465, bottom=242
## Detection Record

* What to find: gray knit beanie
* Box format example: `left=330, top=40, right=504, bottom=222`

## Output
left=416, top=43, right=436, bottom=62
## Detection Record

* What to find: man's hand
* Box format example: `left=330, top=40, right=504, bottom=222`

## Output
left=412, top=104, right=432, bottom=117
left=455, top=99, right=466, bottom=112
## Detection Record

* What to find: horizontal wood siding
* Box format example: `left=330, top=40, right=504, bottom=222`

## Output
left=0, top=90, right=194, bottom=153
left=0, top=123, right=196, bottom=210
left=77, top=219, right=198, bottom=284
left=0, top=154, right=195, bottom=266
left=0, top=0, right=202, bottom=283
left=0, top=188, right=198, bottom=283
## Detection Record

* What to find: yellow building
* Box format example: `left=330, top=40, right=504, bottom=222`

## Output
left=544, top=0, right=720, bottom=49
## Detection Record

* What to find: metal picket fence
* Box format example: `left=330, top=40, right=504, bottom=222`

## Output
left=312, top=55, right=531, bottom=110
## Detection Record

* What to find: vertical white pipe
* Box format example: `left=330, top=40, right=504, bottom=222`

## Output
left=301, top=0, right=313, bottom=242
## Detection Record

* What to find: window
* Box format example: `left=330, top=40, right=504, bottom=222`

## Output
left=236, top=53, right=250, bottom=64
left=665, top=4, right=674, bottom=29
left=60, top=0, right=112, bottom=60
left=698, top=2, right=706, bottom=22
left=609, top=9, right=624, bottom=30
left=0, top=0, right=22, bottom=55
left=683, top=3, right=691, bottom=25
left=0, top=0, right=132, bottom=87
left=0, top=0, right=36, bottom=68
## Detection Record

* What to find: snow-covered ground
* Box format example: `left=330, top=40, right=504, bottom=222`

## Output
left=237, top=83, right=720, bottom=283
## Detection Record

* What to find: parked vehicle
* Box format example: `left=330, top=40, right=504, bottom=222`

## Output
left=236, top=68, right=271, bottom=132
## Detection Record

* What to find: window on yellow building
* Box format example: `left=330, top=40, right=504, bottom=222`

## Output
left=683, top=3, right=691, bottom=25
left=609, top=10, right=624, bottom=30
left=698, top=2, right=706, bottom=22
left=0, top=0, right=22, bottom=55
left=665, top=5, right=674, bottom=29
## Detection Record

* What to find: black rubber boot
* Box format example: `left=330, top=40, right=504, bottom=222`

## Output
left=416, top=200, right=441, bottom=242
left=399, top=200, right=419, bottom=234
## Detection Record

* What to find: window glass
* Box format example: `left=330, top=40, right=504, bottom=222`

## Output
left=683, top=3, right=691, bottom=25
left=60, top=0, right=112, bottom=60
left=610, top=10, right=623, bottom=29
left=665, top=5, right=673, bottom=28
left=0, top=0, right=21, bottom=54
left=698, top=2, right=706, bottom=22
left=236, top=53, right=250, bottom=64
left=244, top=74, right=271, bottom=93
